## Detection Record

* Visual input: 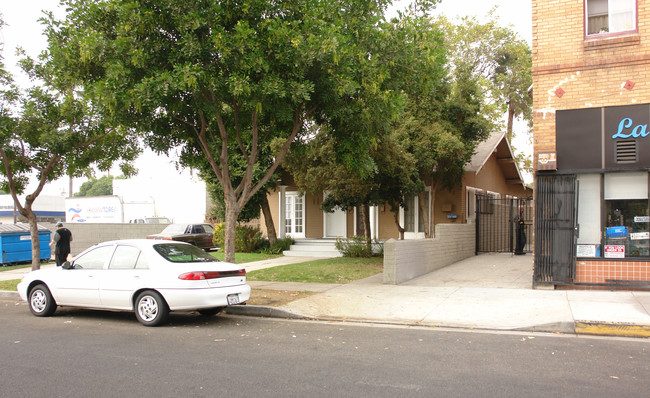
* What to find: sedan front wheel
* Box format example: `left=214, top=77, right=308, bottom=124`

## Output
left=29, top=284, right=57, bottom=317
left=134, top=291, right=169, bottom=327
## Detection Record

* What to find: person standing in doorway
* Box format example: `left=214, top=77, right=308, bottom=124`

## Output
left=50, top=222, right=73, bottom=266
left=514, top=206, right=526, bottom=255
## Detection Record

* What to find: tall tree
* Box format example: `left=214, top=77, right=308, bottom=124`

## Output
left=1, top=14, right=139, bottom=269
left=437, top=9, right=532, bottom=141
left=48, top=0, right=414, bottom=262
left=284, top=11, right=491, bottom=240
left=0, top=81, right=139, bottom=270
left=400, top=62, right=493, bottom=238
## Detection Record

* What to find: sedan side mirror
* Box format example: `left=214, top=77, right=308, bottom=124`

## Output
left=62, top=261, right=73, bottom=270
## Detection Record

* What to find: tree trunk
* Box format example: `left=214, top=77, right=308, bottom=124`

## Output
left=507, top=101, right=515, bottom=142
left=418, top=190, right=431, bottom=239
left=430, top=185, right=437, bottom=239
left=393, top=210, right=405, bottom=240
left=361, top=204, right=371, bottom=249
left=27, top=211, right=42, bottom=271
left=261, top=194, right=277, bottom=245
left=223, top=196, right=239, bottom=264
left=19, top=195, right=42, bottom=270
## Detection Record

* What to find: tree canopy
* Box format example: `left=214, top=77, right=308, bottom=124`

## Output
left=0, top=15, right=140, bottom=269
left=46, top=0, right=426, bottom=261
left=75, top=174, right=122, bottom=196
left=284, top=12, right=493, bottom=239
left=437, top=9, right=532, bottom=143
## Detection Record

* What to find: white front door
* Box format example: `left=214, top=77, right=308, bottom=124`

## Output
left=324, top=209, right=346, bottom=237
left=285, top=193, right=305, bottom=238
left=323, top=192, right=346, bottom=238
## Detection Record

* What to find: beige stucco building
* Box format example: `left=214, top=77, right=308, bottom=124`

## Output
left=260, top=131, right=531, bottom=242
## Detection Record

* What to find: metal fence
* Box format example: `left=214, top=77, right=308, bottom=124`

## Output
left=475, top=195, right=533, bottom=254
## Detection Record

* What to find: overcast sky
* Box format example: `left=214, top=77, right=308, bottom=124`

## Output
left=1, top=0, right=533, bottom=195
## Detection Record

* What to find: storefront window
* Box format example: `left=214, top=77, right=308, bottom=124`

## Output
left=603, top=172, right=648, bottom=258
left=576, top=174, right=601, bottom=257
left=605, top=199, right=649, bottom=257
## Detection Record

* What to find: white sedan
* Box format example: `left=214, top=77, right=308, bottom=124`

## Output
left=17, top=239, right=251, bottom=326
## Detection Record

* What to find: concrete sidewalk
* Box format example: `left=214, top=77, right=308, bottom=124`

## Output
left=234, top=253, right=650, bottom=338
left=3, top=254, right=650, bottom=337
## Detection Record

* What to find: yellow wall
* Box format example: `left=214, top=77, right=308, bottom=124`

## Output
left=533, top=0, right=650, bottom=163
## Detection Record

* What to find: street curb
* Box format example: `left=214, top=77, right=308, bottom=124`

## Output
left=514, top=321, right=575, bottom=335
left=224, top=305, right=307, bottom=320
left=575, top=321, right=650, bottom=338
left=0, top=290, right=307, bottom=320
left=0, top=291, right=19, bottom=300
left=2, top=289, right=649, bottom=338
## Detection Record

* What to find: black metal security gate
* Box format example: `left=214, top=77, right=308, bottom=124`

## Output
left=534, top=174, right=578, bottom=284
left=475, top=195, right=533, bottom=254
left=533, top=175, right=578, bottom=283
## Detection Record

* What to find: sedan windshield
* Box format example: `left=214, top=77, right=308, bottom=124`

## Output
left=153, top=244, right=219, bottom=263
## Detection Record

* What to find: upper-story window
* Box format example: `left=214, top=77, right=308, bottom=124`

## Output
left=586, top=0, right=636, bottom=36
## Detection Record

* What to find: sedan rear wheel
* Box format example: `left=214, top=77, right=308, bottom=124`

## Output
left=134, top=291, right=169, bottom=327
left=29, top=284, right=57, bottom=317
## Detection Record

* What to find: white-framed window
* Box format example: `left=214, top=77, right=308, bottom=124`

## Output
left=586, top=0, right=636, bottom=36
left=400, top=189, right=431, bottom=239
left=466, top=187, right=480, bottom=222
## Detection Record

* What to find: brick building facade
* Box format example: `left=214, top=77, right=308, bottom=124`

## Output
left=533, top=0, right=650, bottom=288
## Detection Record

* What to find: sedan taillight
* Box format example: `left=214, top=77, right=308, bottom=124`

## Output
left=178, top=269, right=246, bottom=280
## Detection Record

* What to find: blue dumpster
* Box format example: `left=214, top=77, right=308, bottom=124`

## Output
left=0, top=224, right=52, bottom=265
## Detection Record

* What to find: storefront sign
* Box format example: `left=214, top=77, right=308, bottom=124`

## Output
left=630, top=232, right=650, bottom=240
left=604, top=245, right=626, bottom=258
left=555, top=104, right=650, bottom=171
left=634, top=216, right=649, bottom=223
left=537, top=152, right=557, bottom=170
left=612, top=118, right=649, bottom=139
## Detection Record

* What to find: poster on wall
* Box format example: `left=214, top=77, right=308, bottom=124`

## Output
left=576, top=244, right=598, bottom=257
left=604, top=245, right=625, bottom=258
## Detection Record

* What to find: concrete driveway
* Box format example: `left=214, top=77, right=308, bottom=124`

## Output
left=400, top=252, right=534, bottom=289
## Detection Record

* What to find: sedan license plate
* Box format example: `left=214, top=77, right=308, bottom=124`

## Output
left=227, top=294, right=240, bottom=305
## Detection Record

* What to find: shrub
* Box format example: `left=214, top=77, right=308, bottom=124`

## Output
left=213, top=222, right=226, bottom=248
left=335, top=236, right=383, bottom=258
left=262, top=237, right=295, bottom=255
left=213, top=223, right=266, bottom=253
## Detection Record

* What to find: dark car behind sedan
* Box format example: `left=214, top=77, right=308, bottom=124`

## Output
left=147, top=223, right=216, bottom=250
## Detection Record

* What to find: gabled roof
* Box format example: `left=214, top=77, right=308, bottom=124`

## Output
left=466, top=131, right=527, bottom=188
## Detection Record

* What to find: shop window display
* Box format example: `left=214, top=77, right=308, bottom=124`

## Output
left=605, top=199, right=649, bottom=257
left=576, top=172, right=649, bottom=258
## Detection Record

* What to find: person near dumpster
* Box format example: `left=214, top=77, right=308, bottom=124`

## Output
left=50, top=222, right=73, bottom=266
left=514, top=206, right=526, bottom=255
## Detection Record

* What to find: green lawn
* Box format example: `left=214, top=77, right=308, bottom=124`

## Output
left=211, top=252, right=282, bottom=263
left=0, top=264, right=32, bottom=273
left=0, top=279, right=20, bottom=291
left=0, top=255, right=383, bottom=290
left=247, top=257, right=383, bottom=284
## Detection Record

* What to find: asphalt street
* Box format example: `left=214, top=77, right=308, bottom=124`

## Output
left=2, top=298, right=649, bottom=398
